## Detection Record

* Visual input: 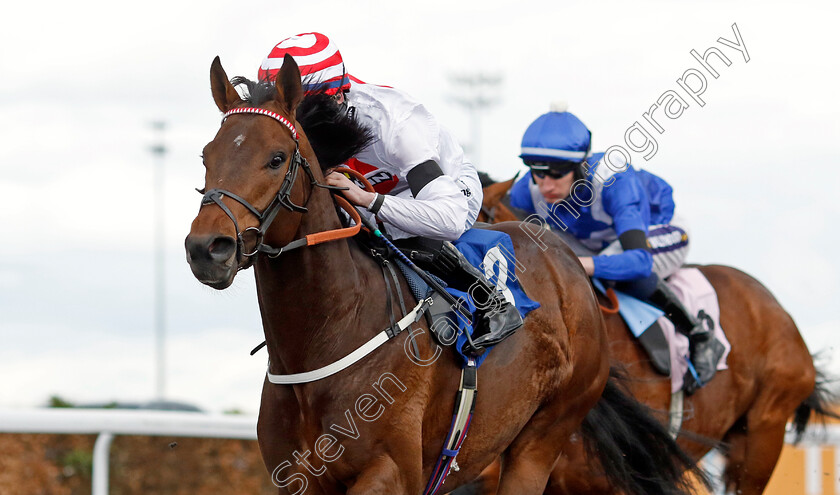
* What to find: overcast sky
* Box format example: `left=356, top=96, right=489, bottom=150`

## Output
left=1, top=0, right=838, bottom=413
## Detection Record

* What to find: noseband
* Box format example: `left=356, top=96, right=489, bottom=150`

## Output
left=199, top=106, right=345, bottom=260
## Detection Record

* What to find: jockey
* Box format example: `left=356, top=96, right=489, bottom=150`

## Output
left=508, top=102, right=724, bottom=393
left=258, top=33, right=522, bottom=352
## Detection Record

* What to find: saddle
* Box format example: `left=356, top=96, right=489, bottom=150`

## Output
left=354, top=227, right=538, bottom=366
left=593, top=279, right=671, bottom=375
left=594, top=270, right=730, bottom=392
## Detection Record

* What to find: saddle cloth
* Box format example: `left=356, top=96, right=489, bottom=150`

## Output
left=397, top=228, right=540, bottom=368
left=661, top=268, right=731, bottom=392
left=595, top=268, right=731, bottom=392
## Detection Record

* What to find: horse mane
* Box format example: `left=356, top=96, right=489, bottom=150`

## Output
left=230, top=76, right=374, bottom=170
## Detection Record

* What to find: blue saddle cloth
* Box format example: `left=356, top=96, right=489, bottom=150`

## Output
left=591, top=278, right=663, bottom=337
left=398, top=228, right=540, bottom=368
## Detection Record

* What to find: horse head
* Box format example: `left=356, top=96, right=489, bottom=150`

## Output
left=185, top=55, right=311, bottom=289
left=478, top=171, right=520, bottom=223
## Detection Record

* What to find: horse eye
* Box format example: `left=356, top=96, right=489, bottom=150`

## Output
left=268, top=154, right=287, bottom=169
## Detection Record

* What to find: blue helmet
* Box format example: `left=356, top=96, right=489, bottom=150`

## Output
left=520, top=102, right=591, bottom=166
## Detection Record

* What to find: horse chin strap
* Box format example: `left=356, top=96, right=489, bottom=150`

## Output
left=200, top=107, right=354, bottom=264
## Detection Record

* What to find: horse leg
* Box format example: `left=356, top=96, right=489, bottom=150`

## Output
left=447, top=460, right=501, bottom=495
left=544, top=440, right=611, bottom=495
left=497, top=443, right=562, bottom=494
left=726, top=421, right=787, bottom=495
left=495, top=414, right=586, bottom=494
left=721, top=424, right=746, bottom=495
left=725, top=379, right=812, bottom=495
left=495, top=377, right=606, bottom=495
left=257, top=379, right=331, bottom=495
left=345, top=452, right=423, bottom=495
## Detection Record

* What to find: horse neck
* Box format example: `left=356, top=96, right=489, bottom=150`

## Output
left=496, top=203, right=520, bottom=222
left=253, top=182, right=383, bottom=374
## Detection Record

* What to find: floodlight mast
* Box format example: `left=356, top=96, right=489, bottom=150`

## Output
left=448, top=73, right=503, bottom=168
left=149, top=120, right=167, bottom=401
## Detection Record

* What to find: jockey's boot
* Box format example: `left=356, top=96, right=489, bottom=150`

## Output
left=647, top=278, right=725, bottom=394
left=436, top=242, right=524, bottom=355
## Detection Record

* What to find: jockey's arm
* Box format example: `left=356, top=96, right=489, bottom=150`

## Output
left=374, top=103, right=473, bottom=240
left=578, top=256, right=595, bottom=276
left=583, top=228, right=653, bottom=280
left=376, top=162, right=470, bottom=240
left=586, top=173, right=654, bottom=280
left=324, top=160, right=470, bottom=241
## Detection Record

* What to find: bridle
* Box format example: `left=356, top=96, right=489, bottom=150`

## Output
left=478, top=171, right=521, bottom=224
left=201, top=108, right=483, bottom=485
left=199, top=106, right=356, bottom=262
left=479, top=204, right=497, bottom=224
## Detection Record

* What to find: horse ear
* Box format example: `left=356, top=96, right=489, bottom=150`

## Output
left=210, top=56, right=242, bottom=113
left=485, top=172, right=521, bottom=205
left=503, top=171, right=521, bottom=192
left=484, top=182, right=507, bottom=205
left=275, top=54, right=303, bottom=114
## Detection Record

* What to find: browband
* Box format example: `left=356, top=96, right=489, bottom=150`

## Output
left=223, top=107, right=299, bottom=141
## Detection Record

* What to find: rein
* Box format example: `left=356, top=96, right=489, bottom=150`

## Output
left=205, top=120, right=479, bottom=491
left=200, top=109, right=429, bottom=383
left=199, top=106, right=355, bottom=261
left=479, top=205, right=496, bottom=224
left=259, top=166, right=438, bottom=384
left=599, top=287, right=620, bottom=314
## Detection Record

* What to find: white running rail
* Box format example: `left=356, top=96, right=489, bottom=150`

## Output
left=2, top=408, right=839, bottom=495
left=0, top=408, right=257, bottom=495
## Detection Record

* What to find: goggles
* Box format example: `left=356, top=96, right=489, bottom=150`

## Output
left=527, top=161, right=577, bottom=180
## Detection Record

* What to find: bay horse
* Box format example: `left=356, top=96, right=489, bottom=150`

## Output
left=185, top=55, right=705, bottom=494
left=476, top=173, right=521, bottom=225
left=462, top=174, right=838, bottom=495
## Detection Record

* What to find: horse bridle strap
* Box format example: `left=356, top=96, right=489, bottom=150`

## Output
left=266, top=296, right=433, bottom=384
left=295, top=196, right=363, bottom=249
left=223, top=107, right=298, bottom=140
left=202, top=188, right=363, bottom=258
left=221, top=107, right=323, bottom=215
left=202, top=106, right=358, bottom=259
left=254, top=195, right=363, bottom=257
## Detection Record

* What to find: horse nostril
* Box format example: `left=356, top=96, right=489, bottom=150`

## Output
left=186, top=234, right=236, bottom=264
left=208, top=236, right=236, bottom=262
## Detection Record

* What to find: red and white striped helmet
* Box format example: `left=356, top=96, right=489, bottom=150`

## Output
left=258, top=32, right=351, bottom=95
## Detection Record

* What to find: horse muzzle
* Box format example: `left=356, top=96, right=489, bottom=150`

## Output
left=184, top=233, right=238, bottom=289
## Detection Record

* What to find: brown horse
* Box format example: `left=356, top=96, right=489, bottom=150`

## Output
left=185, top=56, right=704, bottom=494
left=462, top=174, right=837, bottom=495
left=477, top=172, right=521, bottom=224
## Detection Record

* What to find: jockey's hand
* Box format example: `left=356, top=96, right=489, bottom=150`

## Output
left=325, top=171, right=376, bottom=208
left=578, top=257, right=595, bottom=276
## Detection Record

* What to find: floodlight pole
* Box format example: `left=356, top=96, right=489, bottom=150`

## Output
left=150, top=121, right=167, bottom=401
left=447, top=73, right=503, bottom=168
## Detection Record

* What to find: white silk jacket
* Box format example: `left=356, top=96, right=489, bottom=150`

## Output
left=344, top=83, right=482, bottom=240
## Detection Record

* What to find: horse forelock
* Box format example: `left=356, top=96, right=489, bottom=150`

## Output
left=229, top=76, right=374, bottom=170
left=230, top=76, right=275, bottom=106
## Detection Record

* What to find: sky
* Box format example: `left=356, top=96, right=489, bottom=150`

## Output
left=1, top=0, right=838, bottom=413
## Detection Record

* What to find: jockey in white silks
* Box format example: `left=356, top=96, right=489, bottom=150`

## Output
left=257, top=32, right=522, bottom=353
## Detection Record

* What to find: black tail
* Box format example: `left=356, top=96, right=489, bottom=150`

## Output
left=581, top=370, right=711, bottom=495
left=792, top=363, right=840, bottom=444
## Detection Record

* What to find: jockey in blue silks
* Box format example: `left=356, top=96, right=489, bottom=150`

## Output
left=508, top=102, right=724, bottom=393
